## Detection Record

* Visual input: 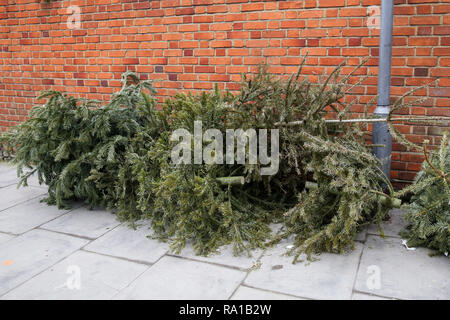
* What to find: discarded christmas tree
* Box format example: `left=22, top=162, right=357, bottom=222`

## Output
left=1, top=72, right=160, bottom=210
left=1, top=63, right=401, bottom=262
left=397, top=133, right=450, bottom=256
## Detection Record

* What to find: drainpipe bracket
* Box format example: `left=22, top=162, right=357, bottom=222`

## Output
left=374, top=105, right=390, bottom=116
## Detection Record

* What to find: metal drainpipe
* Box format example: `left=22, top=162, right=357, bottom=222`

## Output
left=372, top=0, right=394, bottom=179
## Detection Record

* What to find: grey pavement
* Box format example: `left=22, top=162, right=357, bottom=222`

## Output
left=0, top=162, right=449, bottom=300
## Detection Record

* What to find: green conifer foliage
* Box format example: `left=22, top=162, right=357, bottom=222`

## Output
left=2, top=72, right=159, bottom=210
left=229, top=64, right=394, bottom=261
left=148, top=88, right=280, bottom=255
left=2, top=65, right=398, bottom=262
left=397, top=133, right=450, bottom=255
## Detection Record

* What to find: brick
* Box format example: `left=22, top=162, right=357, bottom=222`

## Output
left=342, top=48, right=369, bottom=56
left=241, top=3, right=264, bottom=12
left=207, top=5, right=228, bottom=14
left=280, top=57, right=304, bottom=65
left=211, top=40, right=232, bottom=48
left=175, top=7, right=195, bottom=16
left=281, top=20, right=306, bottom=28
left=211, top=23, right=233, bottom=31
left=228, top=48, right=249, bottom=56
left=407, top=58, right=438, bottom=67
left=410, top=16, right=441, bottom=25
left=227, top=31, right=249, bottom=39
left=409, top=37, right=439, bottom=46
left=321, top=19, right=347, bottom=27
left=244, top=22, right=267, bottom=30
left=262, top=30, right=285, bottom=38
left=282, top=39, right=306, bottom=47
left=320, top=57, right=346, bottom=65
left=246, top=40, right=268, bottom=48
left=414, top=68, right=429, bottom=77
left=264, top=48, right=287, bottom=56
left=339, top=8, right=366, bottom=17
left=319, top=0, right=345, bottom=7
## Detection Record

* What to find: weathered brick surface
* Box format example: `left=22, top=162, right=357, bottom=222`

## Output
left=0, top=0, right=449, bottom=185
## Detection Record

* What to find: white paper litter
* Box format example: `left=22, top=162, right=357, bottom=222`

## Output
left=401, top=239, right=416, bottom=251
left=286, top=245, right=294, bottom=249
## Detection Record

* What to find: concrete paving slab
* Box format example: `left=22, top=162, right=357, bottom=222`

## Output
left=244, top=239, right=363, bottom=300
left=114, top=256, right=246, bottom=300
left=2, top=250, right=148, bottom=300
left=354, top=235, right=450, bottom=300
left=352, top=292, right=392, bottom=300
left=0, top=196, right=75, bottom=234
left=0, top=233, right=14, bottom=245
left=0, top=185, right=47, bottom=211
left=174, top=243, right=264, bottom=270
left=0, top=163, right=12, bottom=173
left=230, top=286, right=303, bottom=300
left=368, top=209, right=406, bottom=238
left=41, top=207, right=120, bottom=239
left=0, top=164, right=45, bottom=188
left=0, top=229, right=88, bottom=296
left=85, top=223, right=168, bottom=264
left=355, top=227, right=368, bottom=242
left=0, top=168, right=19, bottom=188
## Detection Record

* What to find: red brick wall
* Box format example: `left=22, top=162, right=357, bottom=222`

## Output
left=0, top=0, right=449, bottom=185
